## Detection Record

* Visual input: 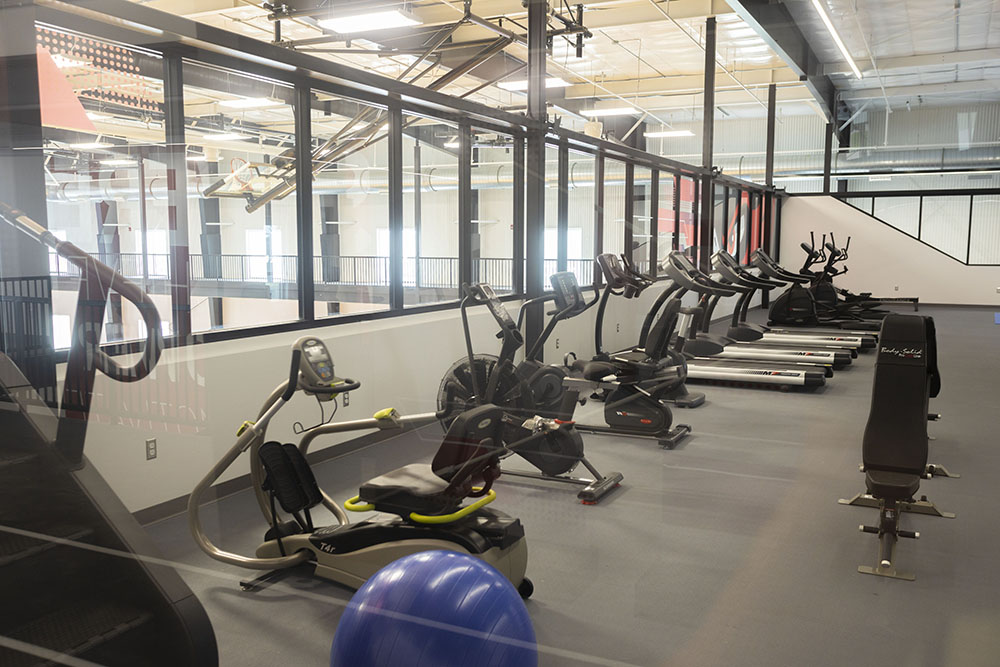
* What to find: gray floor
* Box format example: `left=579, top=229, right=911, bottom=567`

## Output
left=147, top=306, right=1000, bottom=667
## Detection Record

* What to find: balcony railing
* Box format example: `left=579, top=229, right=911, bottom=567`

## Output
left=50, top=253, right=600, bottom=293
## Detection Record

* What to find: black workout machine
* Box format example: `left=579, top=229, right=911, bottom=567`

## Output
left=0, top=202, right=218, bottom=665
left=839, top=314, right=956, bottom=580
left=437, top=281, right=624, bottom=503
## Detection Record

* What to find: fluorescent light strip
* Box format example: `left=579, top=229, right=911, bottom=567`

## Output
left=644, top=130, right=694, bottom=138
left=219, top=97, right=283, bottom=110
left=497, top=77, right=570, bottom=92
left=69, top=142, right=111, bottom=149
left=580, top=107, right=637, bottom=117
left=203, top=132, right=250, bottom=142
left=318, top=10, right=421, bottom=33
left=810, top=0, right=863, bottom=79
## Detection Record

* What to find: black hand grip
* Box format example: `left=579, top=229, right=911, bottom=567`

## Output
left=283, top=349, right=302, bottom=401
left=0, top=202, right=162, bottom=383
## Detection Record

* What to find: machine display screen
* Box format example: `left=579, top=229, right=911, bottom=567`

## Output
left=303, top=340, right=330, bottom=363
left=476, top=284, right=516, bottom=328
left=550, top=272, right=582, bottom=309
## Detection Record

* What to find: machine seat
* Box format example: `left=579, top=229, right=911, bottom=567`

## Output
left=359, top=463, right=457, bottom=516
left=357, top=404, right=505, bottom=518
left=361, top=463, right=450, bottom=499
left=573, top=360, right=619, bottom=381
left=865, top=469, right=920, bottom=502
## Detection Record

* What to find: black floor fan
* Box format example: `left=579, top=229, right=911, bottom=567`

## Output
left=0, top=202, right=218, bottom=666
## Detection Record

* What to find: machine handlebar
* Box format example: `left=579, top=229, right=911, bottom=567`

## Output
left=0, top=201, right=162, bottom=384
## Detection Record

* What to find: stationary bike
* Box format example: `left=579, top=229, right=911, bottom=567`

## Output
left=189, top=336, right=535, bottom=598
left=437, top=282, right=623, bottom=503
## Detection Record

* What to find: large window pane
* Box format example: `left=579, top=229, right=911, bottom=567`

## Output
left=873, top=197, right=920, bottom=237
left=308, top=92, right=391, bottom=318
left=969, top=196, right=1000, bottom=264
left=632, top=167, right=652, bottom=274
left=603, top=159, right=626, bottom=256
left=403, top=115, right=459, bottom=306
left=568, top=150, right=596, bottom=284
left=656, top=175, right=677, bottom=268
left=37, top=26, right=171, bottom=346
left=844, top=197, right=873, bottom=215
left=921, top=195, right=970, bottom=262
left=710, top=184, right=726, bottom=257
left=543, top=144, right=559, bottom=277
left=678, top=176, right=697, bottom=253
left=474, top=130, right=516, bottom=294
left=181, top=61, right=299, bottom=333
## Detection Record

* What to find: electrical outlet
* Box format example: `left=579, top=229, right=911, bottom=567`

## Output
left=616, top=323, right=620, bottom=332
left=894, top=285, right=899, bottom=291
left=996, top=287, right=1000, bottom=294
left=145, top=438, right=157, bottom=460
left=343, top=392, right=349, bottom=407
left=555, top=338, right=560, bottom=349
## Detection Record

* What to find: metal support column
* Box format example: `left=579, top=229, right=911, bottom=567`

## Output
left=413, top=141, right=422, bottom=289
left=513, top=135, right=525, bottom=294
left=673, top=174, right=681, bottom=252
left=388, top=102, right=405, bottom=309
left=557, top=139, right=569, bottom=272
left=699, top=16, right=717, bottom=271
left=594, top=152, right=605, bottom=286
left=294, top=84, right=314, bottom=321
left=163, top=55, right=191, bottom=339
left=649, top=170, right=659, bottom=276
left=624, top=162, right=635, bottom=264
left=524, top=0, right=547, bottom=354
left=458, top=123, right=473, bottom=287
left=762, top=82, right=776, bottom=306
left=822, top=122, right=834, bottom=195
left=0, top=2, right=48, bottom=280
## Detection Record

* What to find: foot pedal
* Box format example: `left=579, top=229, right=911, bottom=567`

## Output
left=577, top=471, right=624, bottom=504
left=659, top=424, right=691, bottom=449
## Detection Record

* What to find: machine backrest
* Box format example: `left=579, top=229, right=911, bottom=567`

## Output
left=431, top=404, right=506, bottom=489
left=862, top=315, right=935, bottom=475
left=258, top=442, right=323, bottom=513
left=644, top=299, right=681, bottom=360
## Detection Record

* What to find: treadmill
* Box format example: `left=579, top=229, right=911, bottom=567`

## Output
left=711, top=250, right=875, bottom=352
left=670, top=253, right=852, bottom=369
left=653, top=254, right=828, bottom=388
left=750, top=249, right=882, bottom=336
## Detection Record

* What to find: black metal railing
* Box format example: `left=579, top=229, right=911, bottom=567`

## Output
left=51, top=253, right=608, bottom=292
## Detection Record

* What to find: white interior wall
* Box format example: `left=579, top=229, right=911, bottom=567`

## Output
left=80, top=299, right=654, bottom=513
left=780, top=195, right=1000, bottom=306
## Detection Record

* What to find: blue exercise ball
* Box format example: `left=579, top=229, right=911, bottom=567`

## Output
left=330, top=550, right=537, bottom=667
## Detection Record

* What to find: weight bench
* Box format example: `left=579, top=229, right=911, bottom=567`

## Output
left=840, top=314, right=952, bottom=580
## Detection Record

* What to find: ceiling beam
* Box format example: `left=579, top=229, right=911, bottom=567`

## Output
left=823, top=47, right=1000, bottom=77
left=562, top=67, right=799, bottom=98
left=840, top=80, right=1000, bottom=102
left=724, top=0, right=835, bottom=121
left=556, top=83, right=814, bottom=113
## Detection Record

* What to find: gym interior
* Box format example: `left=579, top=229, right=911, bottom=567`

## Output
left=1, top=0, right=998, bottom=665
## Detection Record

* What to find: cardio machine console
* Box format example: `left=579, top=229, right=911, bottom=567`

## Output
left=468, top=283, right=518, bottom=330
left=596, top=253, right=626, bottom=286
left=549, top=271, right=587, bottom=316
left=292, top=337, right=337, bottom=391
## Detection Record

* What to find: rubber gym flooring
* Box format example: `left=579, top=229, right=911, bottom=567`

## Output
left=145, top=306, right=1000, bottom=667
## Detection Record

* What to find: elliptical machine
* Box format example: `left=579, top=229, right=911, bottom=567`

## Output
left=189, top=336, right=535, bottom=598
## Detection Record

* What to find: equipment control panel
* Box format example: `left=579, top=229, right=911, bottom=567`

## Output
left=294, top=337, right=336, bottom=387
left=550, top=271, right=586, bottom=314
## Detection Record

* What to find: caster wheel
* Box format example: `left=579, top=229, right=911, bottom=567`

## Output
left=517, top=577, right=534, bottom=599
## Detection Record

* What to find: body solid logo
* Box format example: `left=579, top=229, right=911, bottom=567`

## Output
left=880, top=346, right=923, bottom=359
